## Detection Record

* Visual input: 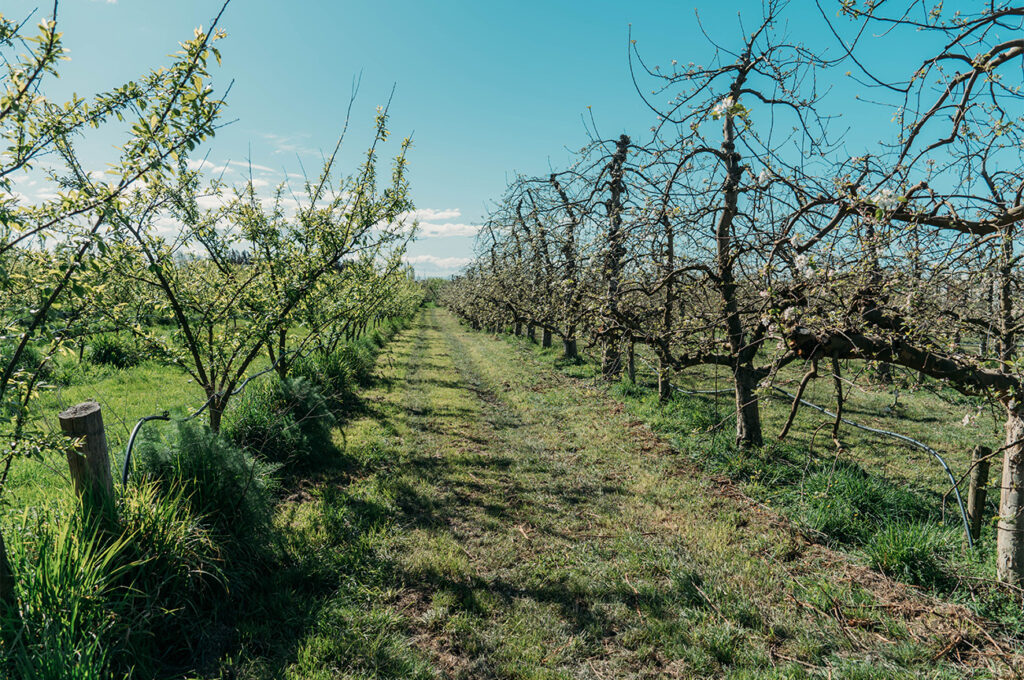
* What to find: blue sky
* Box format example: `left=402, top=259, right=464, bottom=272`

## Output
left=6, top=0, right=950, bottom=276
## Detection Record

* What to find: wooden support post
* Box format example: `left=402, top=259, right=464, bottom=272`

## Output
left=59, top=402, right=116, bottom=522
left=968, top=444, right=992, bottom=542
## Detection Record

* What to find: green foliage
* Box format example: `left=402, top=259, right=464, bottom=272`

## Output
left=797, top=463, right=931, bottom=545
left=135, top=421, right=279, bottom=546
left=0, top=343, right=54, bottom=387
left=227, top=376, right=335, bottom=466
left=87, top=334, right=141, bottom=369
left=0, top=484, right=226, bottom=679
left=607, top=378, right=963, bottom=593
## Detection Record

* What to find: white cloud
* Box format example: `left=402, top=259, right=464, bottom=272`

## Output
left=404, top=208, right=462, bottom=221
left=196, top=193, right=228, bottom=211
left=229, top=160, right=277, bottom=174
left=186, top=159, right=232, bottom=175
left=404, top=254, right=471, bottom=271
left=416, top=222, right=481, bottom=238
left=262, top=133, right=318, bottom=157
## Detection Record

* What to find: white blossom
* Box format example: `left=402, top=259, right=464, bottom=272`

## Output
left=794, top=254, right=814, bottom=278
left=712, top=96, right=734, bottom=116
left=872, top=187, right=900, bottom=210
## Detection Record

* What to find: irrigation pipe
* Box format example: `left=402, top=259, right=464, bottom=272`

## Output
left=120, top=412, right=170, bottom=486
left=769, top=385, right=974, bottom=547
left=634, top=356, right=975, bottom=546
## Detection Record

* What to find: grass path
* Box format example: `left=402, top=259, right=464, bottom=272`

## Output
left=250, top=307, right=1016, bottom=679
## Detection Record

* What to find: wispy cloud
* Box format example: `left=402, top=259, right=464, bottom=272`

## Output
left=229, top=160, right=277, bottom=174
left=261, top=133, right=318, bottom=157
left=404, top=208, right=462, bottom=221
left=186, top=159, right=232, bottom=175
left=404, top=254, right=471, bottom=271
left=416, top=223, right=481, bottom=238
left=399, top=208, right=480, bottom=238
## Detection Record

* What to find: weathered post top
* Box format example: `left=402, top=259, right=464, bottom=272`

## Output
left=58, top=401, right=104, bottom=433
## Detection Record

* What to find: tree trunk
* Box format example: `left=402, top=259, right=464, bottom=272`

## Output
left=658, top=360, right=672, bottom=402
left=734, top=364, right=763, bottom=448
left=275, top=328, right=288, bottom=379
left=527, top=323, right=536, bottom=343
left=514, top=321, right=522, bottom=337
left=602, top=344, right=620, bottom=380
left=563, top=336, right=577, bottom=360
left=967, top=445, right=991, bottom=543
left=541, top=329, right=552, bottom=348
left=208, top=396, right=226, bottom=433
left=627, top=338, right=636, bottom=384
left=998, top=405, right=1024, bottom=584
left=600, top=135, right=630, bottom=382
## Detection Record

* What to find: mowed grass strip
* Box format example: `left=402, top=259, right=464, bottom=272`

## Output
left=244, top=308, right=1016, bottom=679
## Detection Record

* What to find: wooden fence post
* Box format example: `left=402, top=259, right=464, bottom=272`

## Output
left=967, top=444, right=992, bottom=542
left=59, top=402, right=116, bottom=522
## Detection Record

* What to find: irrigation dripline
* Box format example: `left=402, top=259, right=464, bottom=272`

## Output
left=633, top=355, right=975, bottom=547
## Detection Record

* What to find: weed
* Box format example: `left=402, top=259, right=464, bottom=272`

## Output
left=227, top=376, right=335, bottom=467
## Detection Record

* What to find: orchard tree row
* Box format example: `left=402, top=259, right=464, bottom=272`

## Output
left=0, top=1, right=422, bottom=602
left=443, top=1, right=1024, bottom=584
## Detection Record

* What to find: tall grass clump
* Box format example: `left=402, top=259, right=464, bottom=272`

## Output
left=865, top=522, right=957, bottom=588
left=292, top=350, right=357, bottom=410
left=0, top=484, right=227, bottom=678
left=340, top=342, right=377, bottom=387
left=87, top=333, right=141, bottom=369
left=135, top=421, right=279, bottom=547
left=1, top=509, right=136, bottom=680
left=226, top=375, right=335, bottom=466
left=116, top=482, right=224, bottom=670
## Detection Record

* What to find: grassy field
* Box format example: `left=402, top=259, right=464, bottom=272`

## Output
left=221, top=307, right=1021, bottom=679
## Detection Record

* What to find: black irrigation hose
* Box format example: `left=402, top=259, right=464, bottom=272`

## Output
left=121, top=412, right=170, bottom=486
left=635, top=356, right=975, bottom=547
left=119, top=352, right=293, bottom=486
left=769, top=385, right=974, bottom=548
